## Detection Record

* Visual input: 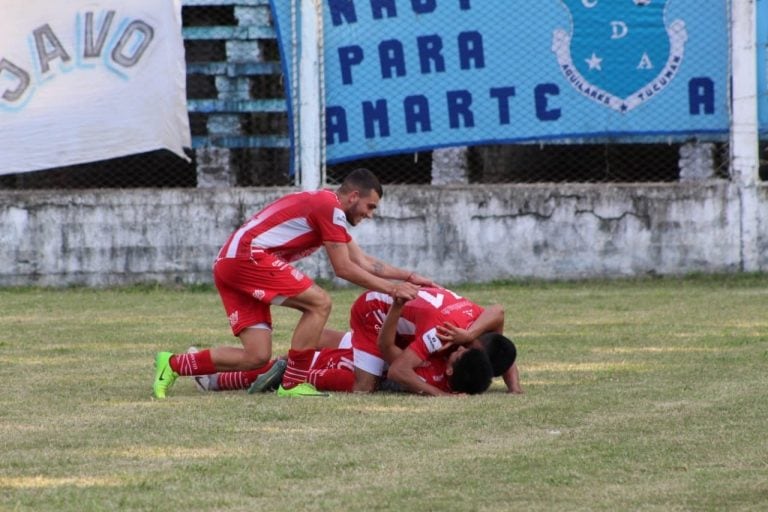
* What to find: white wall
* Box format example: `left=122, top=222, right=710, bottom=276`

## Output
left=1, top=183, right=765, bottom=287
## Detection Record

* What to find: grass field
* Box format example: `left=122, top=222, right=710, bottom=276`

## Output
left=1, top=275, right=767, bottom=511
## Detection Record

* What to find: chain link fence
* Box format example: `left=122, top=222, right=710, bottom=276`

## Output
left=2, top=1, right=764, bottom=190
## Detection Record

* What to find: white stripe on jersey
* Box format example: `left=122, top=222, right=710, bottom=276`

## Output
left=339, top=332, right=353, bottom=349
left=397, top=317, right=416, bottom=335
left=365, top=291, right=393, bottom=304
left=373, top=309, right=387, bottom=325
left=372, top=309, right=416, bottom=335
left=251, top=217, right=312, bottom=250
left=310, top=350, right=321, bottom=368
left=225, top=217, right=262, bottom=259
left=223, top=191, right=307, bottom=258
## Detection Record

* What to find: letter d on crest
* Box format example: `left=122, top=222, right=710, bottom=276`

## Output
left=611, top=21, right=628, bottom=39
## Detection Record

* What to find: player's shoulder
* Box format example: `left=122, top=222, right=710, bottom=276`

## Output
left=303, top=189, right=343, bottom=217
left=308, top=188, right=340, bottom=204
left=356, top=290, right=394, bottom=306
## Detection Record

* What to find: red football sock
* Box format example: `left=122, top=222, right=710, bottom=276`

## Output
left=282, top=349, right=313, bottom=389
left=216, top=371, right=247, bottom=390
left=198, top=360, right=278, bottom=391
left=308, top=368, right=354, bottom=392
left=169, top=349, right=216, bottom=376
left=196, top=359, right=279, bottom=391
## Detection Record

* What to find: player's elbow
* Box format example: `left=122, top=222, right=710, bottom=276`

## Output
left=330, top=260, right=356, bottom=282
left=488, top=304, right=504, bottom=327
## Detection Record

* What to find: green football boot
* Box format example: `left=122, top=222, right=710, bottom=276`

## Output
left=153, top=351, right=179, bottom=399
left=276, top=382, right=329, bottom=397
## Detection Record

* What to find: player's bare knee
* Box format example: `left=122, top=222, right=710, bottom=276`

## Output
left=311, top=289, right=333, bottom=319
left=243, top=352, right=271, bottom=369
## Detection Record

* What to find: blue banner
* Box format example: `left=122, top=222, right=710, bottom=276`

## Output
left=272, top=1, right=731, bottom=164
left=759, top=0, right=768, bottom=134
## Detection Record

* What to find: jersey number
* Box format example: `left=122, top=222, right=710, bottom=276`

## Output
left=417, top=289, right=462, bottom=309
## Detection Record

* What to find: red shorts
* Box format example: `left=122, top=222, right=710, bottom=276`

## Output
left=349, top=293, right=386, bottom=357
left=311, top=348, right=355, bottom=372
left=213, top=253, right=313, bottom=336
left=349, top=292, right=403, bottom=376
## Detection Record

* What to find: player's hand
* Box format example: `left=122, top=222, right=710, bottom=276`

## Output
left=436, top=322, right=473, bottom=345
left=390, top=281, right=419, bottom=300
left=406, top=272, right=436, bottom=287
left=392, top=296, right=408, bottom=307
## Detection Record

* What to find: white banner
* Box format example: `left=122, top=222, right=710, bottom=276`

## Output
left=0, top=0, right=191, bottom=175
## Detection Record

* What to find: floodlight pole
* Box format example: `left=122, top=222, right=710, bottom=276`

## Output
left=730, top=0, right=760, bottom=271
left=298, top=0, right=324, bottom=191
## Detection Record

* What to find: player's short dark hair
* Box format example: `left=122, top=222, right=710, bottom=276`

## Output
left=338, top=168, right=384, bottom=199
left=449, top=348, right=493, bottom=395
left=479, top=333, right=517, bottom=377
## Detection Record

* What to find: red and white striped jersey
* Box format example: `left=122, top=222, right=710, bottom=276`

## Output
left=404, top=288, right=484, bottom=361
left=217, top=189, right=352, bottom=263
left=350, top=287, right=485, bottom=361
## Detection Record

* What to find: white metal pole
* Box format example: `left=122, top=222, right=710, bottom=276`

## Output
left=298, top=0, right=323, bottom=190
left=730, top=0, right=760, bottom=271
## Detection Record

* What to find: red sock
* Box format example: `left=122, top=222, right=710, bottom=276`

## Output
left=216, top=371, right=246, bottom=390
left=196, top=360, right=278, bottom=391
left=308, top=368, right=354, bottom=392
left=282, top=349, right=313, bottom=389
left=169, top=349, right=216, bottom=376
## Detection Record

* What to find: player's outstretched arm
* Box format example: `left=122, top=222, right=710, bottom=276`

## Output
left=346, top=239, right=434, bottom=286
left=388, top=349, right=453, bottom=397
left=436, top=304, right=505, bottom=345
left=324, top=241, right=419, bottom=300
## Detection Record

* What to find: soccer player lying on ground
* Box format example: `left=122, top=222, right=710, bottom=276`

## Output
left=349, top=286, right=518, bottom=393
left=152, top=169, right=433, bottom=399
left=300, top=329, right=505, bottom=395
left=323, top=328, right=522, bottom=395
left=192, top=328, right=520, bottom=396
left=307, top=327, right=521, bottom=395
left=375, top=296, right=491, bottom=396
left=186, top=286, right=520, bottom=395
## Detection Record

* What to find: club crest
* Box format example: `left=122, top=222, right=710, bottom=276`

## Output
left=552, top=0, right=687, bottom=112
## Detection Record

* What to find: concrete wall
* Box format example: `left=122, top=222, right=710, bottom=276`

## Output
left=1, top=183, right=766, bottom=287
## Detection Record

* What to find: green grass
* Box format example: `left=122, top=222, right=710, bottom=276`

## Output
left=1, top=275, right=767, bottom=511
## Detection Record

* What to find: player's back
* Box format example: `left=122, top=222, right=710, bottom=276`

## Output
left=401, top=287, right=482, bottom=331
left=217, top=189, right=347, bottom=262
